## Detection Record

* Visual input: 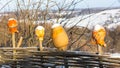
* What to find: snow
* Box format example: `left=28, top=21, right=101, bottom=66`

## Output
left=35, top=26, right=44, bottom=30
left=56, top=9, right=120, bottom=30
left=93, top=25, right=104, bottom=31
left=52, top=24, right=61, bottom=29
left=8, top=18, right=16, bottom=21
left=110, top=53, right=120, bottom=58
left=53, top=13, right=103, bottom=28
left=107, top=22, right=120, bottom=31
left=34, top=9, right=120, bottom=31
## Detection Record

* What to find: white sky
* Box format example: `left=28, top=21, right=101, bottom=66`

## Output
left=0, top=0, right=120, bottom=12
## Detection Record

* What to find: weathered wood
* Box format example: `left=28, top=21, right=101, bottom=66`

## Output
left=0, top=47, right=119, bottom=68
left=17, top=37, right=23, bottom=48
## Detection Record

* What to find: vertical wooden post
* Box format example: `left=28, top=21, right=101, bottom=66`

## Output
left=39, top=39, right=43, bottom=51
left=12, top=33, right=15, bottom=48
left=17, top=37, right=23, bottom=48
left=12, top=33, right=16, bottom=60
left=64, top=56, right=68, bottom=68
left=98, top=45, right=103, bottom=55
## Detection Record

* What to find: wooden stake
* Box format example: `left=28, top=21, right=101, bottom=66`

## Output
left=97, top=45, right=103, bottom=55
left=17, top=37, right=23, bottom=48
left=12, top=33, right=16, bottom=59
left=39, top=39, right=43, bottom=51
left=12, top=33, right=15, bottom=48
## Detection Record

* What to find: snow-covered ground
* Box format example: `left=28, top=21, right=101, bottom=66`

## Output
left=43, top=9, right=120, bottom=30
left=110, top=53, right=120, bottom=58
left=33, top=9, right=120, bottom=30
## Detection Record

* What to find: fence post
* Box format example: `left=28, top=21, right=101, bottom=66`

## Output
left=64, top=56, right=68, bottom=68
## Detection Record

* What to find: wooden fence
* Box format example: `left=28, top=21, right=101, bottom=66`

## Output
left=0, top=47, right=119, bottom=68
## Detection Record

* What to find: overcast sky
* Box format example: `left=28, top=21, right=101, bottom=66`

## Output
left=79, top=0, right=120, bottom=8
left=0, top=0, right=120, bottom=12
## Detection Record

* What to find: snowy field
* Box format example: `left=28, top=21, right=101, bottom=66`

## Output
left=43, top=9, right=120, bottom=31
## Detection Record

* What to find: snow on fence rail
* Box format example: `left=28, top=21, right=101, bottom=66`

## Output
left=0, top=47, right=119, bottom=68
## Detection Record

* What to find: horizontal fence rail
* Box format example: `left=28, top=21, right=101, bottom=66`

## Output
left=0, top=47, right=119, bottom=68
